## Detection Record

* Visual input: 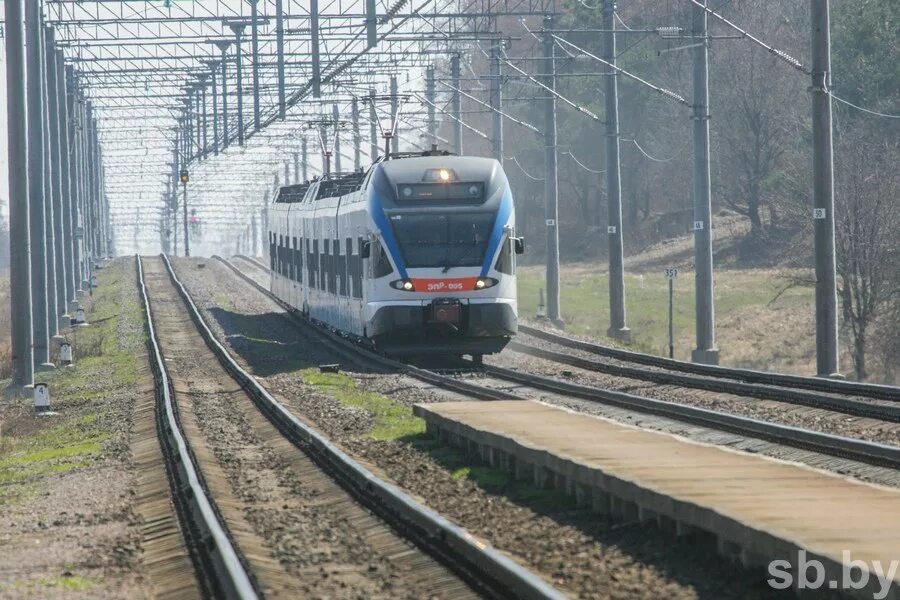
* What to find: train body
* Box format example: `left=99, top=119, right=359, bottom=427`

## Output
left=267, top=153, right=523, bottom=358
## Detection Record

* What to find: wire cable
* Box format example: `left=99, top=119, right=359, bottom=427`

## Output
left=552, top=34, right=690, bottom=107
left=683, top=0, right=807, bottom=75
left=625, top=138, right=685, bottom=162
left=831, top=94, right=900, bottom=120
left=507, top=156, right=544, bottom=180
left=562, top=150, right=605, bottom=174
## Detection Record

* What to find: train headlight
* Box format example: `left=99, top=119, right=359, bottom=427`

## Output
left=391, top=279, right=416, bottom=291
left=439, top=169, right=450, bottom=181
left=474, top=277, right=498, bottom=290
left=402, top=186, right=413, bottom=198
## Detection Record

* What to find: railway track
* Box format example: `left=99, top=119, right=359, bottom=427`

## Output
left=518, top=323, right=900, bottom=402
left=507, top=338, right=900, bottom=422
left=145, top=255, right=563, bottom=600
left=223, top=255, right=900, bottom=471
left=138, top=256, right=258, bottom=599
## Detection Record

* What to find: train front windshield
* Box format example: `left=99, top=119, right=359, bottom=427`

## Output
left=390, top=212, right=495, bottom=269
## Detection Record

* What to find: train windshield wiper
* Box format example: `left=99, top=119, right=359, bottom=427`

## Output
left=442, top=240, right=478, bottom=273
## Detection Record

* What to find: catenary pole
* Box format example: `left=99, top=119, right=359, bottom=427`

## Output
left=489, top=39, right=503, bottom=161
left=369, top=88, right=378, bottom=160
left=426, top=65, right=437, bottom=146
left=333, top=104, right=342, bottom=174
left=230, top=24, right=246, bottom=146
left=352, top=98, right=361, bottom=169
left=42, top=26, right=59, bottom=340
left=26, top=0, right=51, bottom=369
left=59, top=59, right=76, bottom=310
left=46, top=28, right=68, bottom=328
left=301, top=138, right=308, bottom=180
left=217, top=41, right=231, bottom=149
left=209, top=62, right=219, bottom=155
left=810, top=0, right=840, bottom=377
left=451, top=53, right=463, bottom=155
left=250, top=0, right=261, bottom=132
left=275, top=0, right=286, bottom=120
left=389, top=76, right=399, bottom=154
left=542, top=17, right=562, bottom=326
left=690, top=0, right=719, bottom=365
left=4, top=0, right=34, bottom=390
left=602, top=0, right=629, bottom=340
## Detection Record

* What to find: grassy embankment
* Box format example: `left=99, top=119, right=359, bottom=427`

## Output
left=302, top=369, right=566, bottom=506
left=517, top=265, right=821, bottom=375
left=0, top=260, right=144, bottom=507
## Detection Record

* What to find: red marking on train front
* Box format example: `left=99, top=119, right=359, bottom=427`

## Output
left=411, top=277, right=478, bottom=293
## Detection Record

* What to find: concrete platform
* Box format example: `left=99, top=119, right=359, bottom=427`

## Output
left=414, top=400, right=900, bottom=599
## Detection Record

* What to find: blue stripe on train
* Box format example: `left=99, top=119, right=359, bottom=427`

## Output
left=369, top=192, right=409, bottom=279
left=481, top=188, right=513, bottom=277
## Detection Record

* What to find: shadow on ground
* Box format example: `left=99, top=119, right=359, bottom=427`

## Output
left=396, top=431, right=793, bottom=600
left=205, top=307, right=342, bottom=377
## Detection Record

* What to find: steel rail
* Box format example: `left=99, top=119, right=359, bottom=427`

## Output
left=161, top=255, right=562, bottom=600
left=508, top=340, right=900, bottom=422
left=218, top=255, right=521, bottom=401
left=136, top=256, right=259, bottom=600
left=483, top=364, right=900, bottom=470
left=519, top=324, right=900, bottom=402
left=227, top=258, right=900, bottom=471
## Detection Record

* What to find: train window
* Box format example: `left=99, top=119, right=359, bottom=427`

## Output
left=291, top=237, right=299, bottom=281
left=494, top=234, right=514, bottom=275
left=307, top=239, right=316, bottom=288
left=269, top=233, right=276, bottom=271
left=278, top=235, right=285, bottom=276
left=390, top=212, right=495, bottom=269
left=321, top=240, right=329, bottom=292
left=373, top=241, right=393, bottom=278
left=353, top=237, right=364, bottom=298
left=344, top=237, right=352, bottom=297
left=312, top=239, right=319, bottom=289
left=330, top=239, right=338, bottom=294
left=294, top=238, right=303, bottom=282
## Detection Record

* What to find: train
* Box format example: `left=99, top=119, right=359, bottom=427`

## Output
left=267, top=150, right=524, bottom=360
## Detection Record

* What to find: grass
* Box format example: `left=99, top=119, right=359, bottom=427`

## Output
left=301, top=369, right=568, bottom=508
left=517, top=265, right=816, bottom=369
left=301, top=369, right=425, bottom=440
left=0, top=260, right=145, bottom=507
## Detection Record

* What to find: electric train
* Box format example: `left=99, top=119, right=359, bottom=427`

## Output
left=267, top=150, right=524, bottom=360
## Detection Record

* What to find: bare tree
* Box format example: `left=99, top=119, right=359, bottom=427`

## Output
left=834, top=134, right=900, bottom=380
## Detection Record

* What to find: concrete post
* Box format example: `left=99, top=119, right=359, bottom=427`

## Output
left=4, top=0, right=34, bottom=390
left=60, top=61, right=76, bottom=309
left=311, top=0, right=321, bottom=97
left=602, top=0, right=629, bottom=341
left=690, top=0, right=719, bottom=365
left=352, top=98, right=361, bottom=170
left=369, top=88, right=378, bottom=160
left=229, top=24, right=246, bottom=146
left=26, top=0, right=51, bottom=369
left=810, top=0, right=840, bottom=377
left=46, top=28, right=69, bottom=328
left=216, top=42, right=231, bottom=149
left=250, top=0, right=261, bottom=132
left=389, top=75, right=399, bottom=154
left=301, top=138, right=308, bottom=180
left=332, top=103, right=342, bottom=174
left=41, top=26, right=59, bottom=340
left=451, top=53, right=463, bottom=155
left=426, top=65, right=436, bottom=147
left=210, top=62, right=219, bottom=155
left=276, top=0, right=286, bottom=120
left=542, top=18, right=562, bottom=326
left=489, top=40, right=503, bottom=161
